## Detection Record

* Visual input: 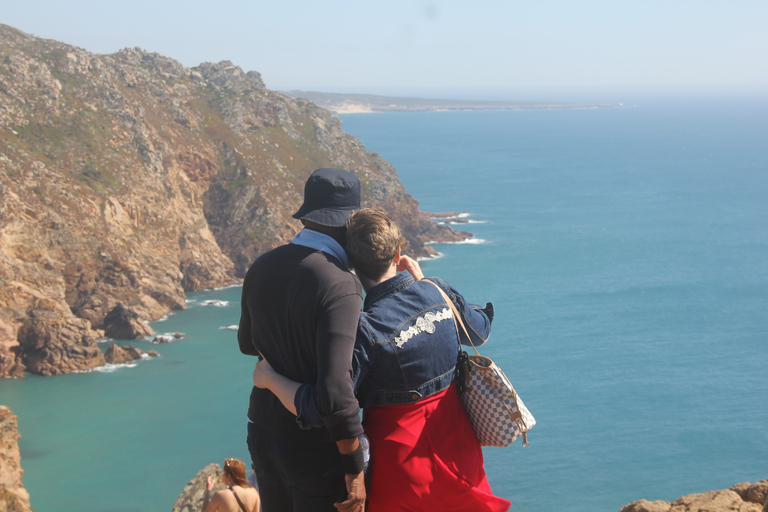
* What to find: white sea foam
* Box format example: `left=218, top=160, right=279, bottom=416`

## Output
left=200, top=300, right=229, bottom=307
left=432, top=211, right=470, bottom=220
left=92, top=362, right=138, bottom=373
left=221, top=325, right=239, bottom=331
left=154, top=313, right=173, bottom=322
left=449, top=237, right=486, bottom=244
left=212, top=283, right=242, bottom=291
left=416, top=251, right=445, bottom=262
left=446, top=219, right=486, bottom=224
left=426, top=237, right=486, bottom=245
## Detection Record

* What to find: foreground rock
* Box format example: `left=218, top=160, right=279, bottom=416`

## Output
left=0, top=23, right=467, bottom=377
left=171, top=463, right=224, bottom=512
left=621, top=480, right=768, bottom=512
left=0, top=406, right=34, bottom=512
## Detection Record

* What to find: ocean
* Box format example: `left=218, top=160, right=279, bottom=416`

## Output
left=1, top=96, right=766, bottom=512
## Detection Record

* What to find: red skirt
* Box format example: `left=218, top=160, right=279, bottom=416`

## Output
left=362, top=384, right=511, bottom=512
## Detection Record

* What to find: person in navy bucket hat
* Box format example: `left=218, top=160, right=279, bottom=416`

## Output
left=238, top=167, right=366, bottom=512
left=292, top=167, right=362, bottom=227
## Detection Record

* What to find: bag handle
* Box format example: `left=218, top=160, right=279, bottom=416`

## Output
left=423, top=279, right=481, bottom=357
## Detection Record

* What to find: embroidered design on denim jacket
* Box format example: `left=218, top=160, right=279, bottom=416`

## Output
left=393, top=307, right=452, bottom=348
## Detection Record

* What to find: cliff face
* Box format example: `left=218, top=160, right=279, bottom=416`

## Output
left=0, top=24, right=467, bottom=378
left=0, top=406, right=33, bottom=512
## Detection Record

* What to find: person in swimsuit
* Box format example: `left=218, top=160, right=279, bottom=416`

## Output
left=203, top=458, right=261, bottom=512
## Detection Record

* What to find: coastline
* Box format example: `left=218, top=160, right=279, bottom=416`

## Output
left=280, top=90, right=622, bottom=114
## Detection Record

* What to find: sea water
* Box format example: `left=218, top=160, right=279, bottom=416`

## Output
left=1, top=97, right=766, bottom=512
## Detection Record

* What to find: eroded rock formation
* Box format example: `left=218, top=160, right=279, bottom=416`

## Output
left=0, top=406, right=34, bottom=512
left=0, top=24, right=468, bottom=377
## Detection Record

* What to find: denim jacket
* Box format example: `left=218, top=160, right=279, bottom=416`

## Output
left=294, top=271, right=494, bottom=428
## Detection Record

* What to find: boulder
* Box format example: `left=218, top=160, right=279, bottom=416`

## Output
left=104, top=343, right=144, bottom=363
left=620, top=500, right=671, bottom=512
left=123, top=345, right=143, bottom=359
left=147, top=350, right=159, bottom=357
left=622, top=481, right=768, bottom=512
left=669, top=489, right=760, bottom=512
left=102, top=304, right=154, bottom=340
left=729, top=482, right=768, bottom=508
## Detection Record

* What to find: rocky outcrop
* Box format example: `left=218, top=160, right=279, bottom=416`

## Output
left=103, top=343, right=151, bottom=364
left=16, top=307, right=105, bottom=376
left=0, top=24, right=468, bottom=378
left=0, top=406, right=34, bottom=512
left=102, top=304, right=154, bottom=339
left=621, top=481, right=768, bottom=512
left=171, top=463, right=224, bottom=512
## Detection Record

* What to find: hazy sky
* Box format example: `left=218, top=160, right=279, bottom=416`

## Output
left=3, top=1, right=767, bottom=100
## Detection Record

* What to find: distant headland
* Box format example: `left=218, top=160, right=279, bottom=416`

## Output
left=279, top=90, right=623, bottom=114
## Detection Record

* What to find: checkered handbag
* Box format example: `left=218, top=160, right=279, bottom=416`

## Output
left=460, top=353, right=535, bottom=447
left=424, top=279, right=535, bottom=447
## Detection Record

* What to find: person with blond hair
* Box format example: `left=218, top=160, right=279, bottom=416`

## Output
left=253, top=208, right=510, bottom=512
left=202, top=459, right=260, bottom=512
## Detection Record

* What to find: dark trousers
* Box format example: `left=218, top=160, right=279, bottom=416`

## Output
left=247, top=421, right=345, bottom=512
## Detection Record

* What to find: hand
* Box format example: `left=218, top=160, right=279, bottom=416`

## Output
left=252, top=359, right=276, bottom=388
left=397, top=255, right=424, bottom=281
left=334, top=471, right=366, bottom=512
left=206, top=476, right=215, bottom=492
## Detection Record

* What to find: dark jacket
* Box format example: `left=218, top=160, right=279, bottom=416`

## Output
left=239, top=241, right=364, bottom=442
left=295, top=271, right=493, bottom=428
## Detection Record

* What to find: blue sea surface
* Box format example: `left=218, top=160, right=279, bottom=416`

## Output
left=1, top=98, right=767, bottom=512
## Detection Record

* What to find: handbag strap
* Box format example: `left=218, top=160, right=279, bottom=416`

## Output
left=424, top=279, right=531, bottom=446
left=423, top=279, right=481, bottom=357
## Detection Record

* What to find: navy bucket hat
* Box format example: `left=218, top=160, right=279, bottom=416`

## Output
left=292, top=168, right=361, bottom=227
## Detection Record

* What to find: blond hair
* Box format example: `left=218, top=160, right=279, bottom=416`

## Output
left=345, top=209, right=407, bottom=280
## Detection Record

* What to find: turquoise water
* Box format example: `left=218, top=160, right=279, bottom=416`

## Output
left=2, top=98, right=767, bottom=512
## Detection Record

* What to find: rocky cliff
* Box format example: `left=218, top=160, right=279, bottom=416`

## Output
left=0, top=406, right=33, bottom=512
left=0, top=24, right=468, bottom=378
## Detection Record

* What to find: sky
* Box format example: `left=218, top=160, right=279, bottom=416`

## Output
left=3, top=0, right=767, bottom=101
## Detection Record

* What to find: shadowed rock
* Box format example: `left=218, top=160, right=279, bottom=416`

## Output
left=102, top=304, right=154, bottom=340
